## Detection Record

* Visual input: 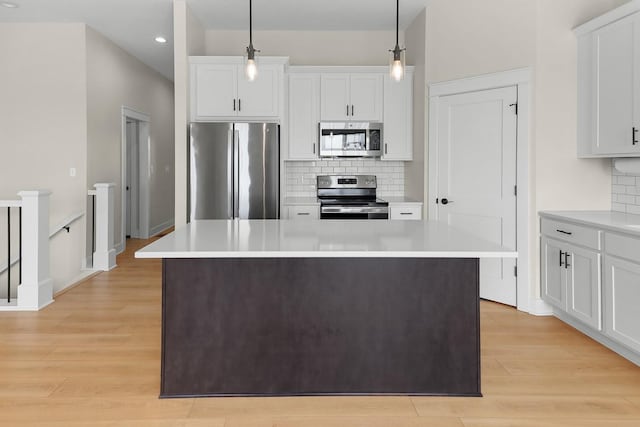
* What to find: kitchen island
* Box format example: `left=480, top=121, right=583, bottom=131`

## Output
left=136, top=220, right=517, bottom=398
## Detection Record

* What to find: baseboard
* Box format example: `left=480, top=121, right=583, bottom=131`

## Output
left=54, top=269, right=101, bottom=298
left=115, top=241, right=125, bottom=255
left=150, top=219, right=175, bottom=237
left=554, top=309, right=640, bottom=367
left=527, top=298, right=553, bottom=316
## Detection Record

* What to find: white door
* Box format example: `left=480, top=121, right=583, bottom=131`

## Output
left=434, top=86, right=518, bottom=306
left=236, top=65, right=279, bottom=118
left=320, top=74, right=350, bottom=121
left=349, top=74, right=383, bottom=122
left=125, top=119, right=139, bottom=239
left=193, top=64, right=238, bottom=118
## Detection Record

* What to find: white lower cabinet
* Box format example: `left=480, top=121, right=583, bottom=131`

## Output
left=540, top=213, right=640, bottom=365
left=604, top=235, right=640, bottom=353
left=541, top=236, right=601, bottom=329
left=286, top=205, right=319, bottom=220
left=389, top=203, right=422, bottom=220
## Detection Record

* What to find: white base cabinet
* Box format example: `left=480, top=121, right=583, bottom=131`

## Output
left=541, top=235, right=601, bottom=330
left=389, top=202, right=422, bottom=220
left=540, top=213, right=640, bottom=366
left=285, top=204, right=319, bottom=220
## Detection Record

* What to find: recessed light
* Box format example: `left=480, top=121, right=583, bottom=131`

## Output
left=1, top=2, right=19, bottom=8
left=154, top=36, right=167, bottom=44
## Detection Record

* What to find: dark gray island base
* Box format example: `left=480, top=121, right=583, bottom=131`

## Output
left=161, top=257, right=480, bottom=398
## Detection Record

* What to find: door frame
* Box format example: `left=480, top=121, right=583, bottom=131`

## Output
left=428, top=68, right=531, bottom=313
left=120, top=106, right=151, bottom=253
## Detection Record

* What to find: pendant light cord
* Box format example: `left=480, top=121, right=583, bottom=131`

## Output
left=249, top=0, right=253, bottom=46
left=396, top=0, right=399, bottom=46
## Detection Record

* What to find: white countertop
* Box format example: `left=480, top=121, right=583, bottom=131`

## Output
left=282, top=197, right=319, bottom=206
left=380, top=196, right=422, bottom=204
left=540, top=210, right=640, bottom=237
left=135, top=220, right=517, bottom=259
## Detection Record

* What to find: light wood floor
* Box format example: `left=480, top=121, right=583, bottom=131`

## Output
left=1, top=237, right=639, bottom=426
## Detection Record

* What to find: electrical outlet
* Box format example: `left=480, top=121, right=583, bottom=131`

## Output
left=69, top=167, right=76, bottom=177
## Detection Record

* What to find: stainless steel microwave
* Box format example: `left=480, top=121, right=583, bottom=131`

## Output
left=318, top=122, right=383, bottom=158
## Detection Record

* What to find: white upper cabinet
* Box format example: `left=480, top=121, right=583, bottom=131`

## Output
left=320, top=73, right=383, bottom=122
left=320, top=74, right=351, bottom=121
left=576, top=5, right=640, bottom=157
left=288, top=73, right=320, bottom=160
left=349, top=74, right=384, bottom=121
left=193, top=64, right=237, bottom=117
left=190, top=57, right=286, bottom=122
left=382, top=71, right=413, bottom=160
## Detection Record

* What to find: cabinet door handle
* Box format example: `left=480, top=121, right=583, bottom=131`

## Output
left=559, top=250, right=565, bottom=267
left=633, top=127, right=638, bottom=145
left=564, top=253, right=571, bottom=269
left=400, top=212, right=412, bottom=215
left=385, top=143, right=388, bottom=155
left=312, top=143, right=316, bottom=154
left=297, top=212, right=310, bottom=216
left=351, top=105, right=354, bottom=116
left=238, top=99, right=241, bottom=111
left=233, top=99, right=236, bottom=111
left=556, top=229, right=572, bottom=236
left=346, top=105, right=349, bottom=116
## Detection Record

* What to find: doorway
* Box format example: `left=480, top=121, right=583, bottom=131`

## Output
left=121, top=107, right=151, bottom=251
left=428, top=68, right=531, bottom=312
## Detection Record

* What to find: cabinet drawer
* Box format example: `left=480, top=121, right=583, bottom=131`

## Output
left=287, top=205, right=319, bottom=220
left=605, top=232, right=640, bottom=263
left=541, top=218, right=601, bottom=250
left=390, top=205, right=422, bottom=220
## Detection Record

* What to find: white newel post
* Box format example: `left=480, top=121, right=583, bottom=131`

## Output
left=93, top=183, right=116, bottom=271
left=17, top=190, right=54, bottom=310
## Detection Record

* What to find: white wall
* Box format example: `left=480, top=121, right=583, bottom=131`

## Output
left=86, top=26, right=175, bottom=250
left=174, top=0, right=205, bottom=227
left=404, top=9, right=427, bottom=202
left=0, top=23, right=88, bottom=293
left=423, top=0, right=628, bottom=308
left=205, top=30, right=401, bottom=65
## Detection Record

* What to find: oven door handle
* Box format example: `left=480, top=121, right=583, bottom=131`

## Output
left=321, top=206, right=389, bottom=214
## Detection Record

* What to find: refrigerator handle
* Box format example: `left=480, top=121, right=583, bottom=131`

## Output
left=233, top=129, right=240, bottom=218
left=227, top=129, right=234, bottom=218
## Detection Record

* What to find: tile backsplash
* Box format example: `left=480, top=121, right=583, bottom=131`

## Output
left=612, top=167, right=640, bottom=215
left=285, top=159, right=405, bottom=197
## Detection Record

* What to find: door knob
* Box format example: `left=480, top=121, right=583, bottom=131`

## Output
left=441, top=198, right=452, bottom=205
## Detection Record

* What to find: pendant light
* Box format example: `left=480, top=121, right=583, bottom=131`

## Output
left=389, top=0, right=406, bottom=81
left=245, top=0, right=260, bottom=81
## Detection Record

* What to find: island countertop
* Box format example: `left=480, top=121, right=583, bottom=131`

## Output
left=135, top=219, right=517, bottom=259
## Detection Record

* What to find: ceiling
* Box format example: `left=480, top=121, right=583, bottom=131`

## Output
left=0, top=0, right=428, bottom=81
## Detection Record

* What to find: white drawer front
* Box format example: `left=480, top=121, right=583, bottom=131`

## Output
left=541, top=218, right=601, bottom=250
left=605, top=232, right=640, bottom=264
left=389, top=204, right=422, bottom=220
left=287, top=205, right=319, bottom=220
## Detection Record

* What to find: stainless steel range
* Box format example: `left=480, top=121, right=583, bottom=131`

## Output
left=317, top=175, right=389, bottom=220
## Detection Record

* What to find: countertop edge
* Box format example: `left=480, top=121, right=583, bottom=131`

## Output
left=135, top=250, right=518, bottom=259
left=539, top=211, right=640, bottom=237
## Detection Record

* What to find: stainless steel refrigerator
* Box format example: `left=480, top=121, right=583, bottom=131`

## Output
left=188, top=123, right=279, bottom=220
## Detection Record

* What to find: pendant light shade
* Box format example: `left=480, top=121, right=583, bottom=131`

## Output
left=389, top=0, right=406, bottom=82
left=245, top=0, right=260, bottom=82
